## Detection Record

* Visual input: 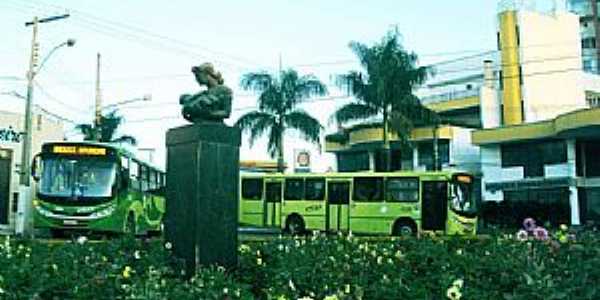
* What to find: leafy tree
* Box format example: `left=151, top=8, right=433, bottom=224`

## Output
left=235, top=69, right=327, bottom=172
left=333, top=29, right=437, bottom=171
left=76, top=110, right=137, bottom=145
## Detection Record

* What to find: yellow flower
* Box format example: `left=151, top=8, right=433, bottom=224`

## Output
left=324, top=295, right=339, bottom=300
left=122, top=266, right=132, bottom=279
left=276, top=295, right=287, bottom=300
left=345, top=284, right=351, bottom=293
left=558, top=234, right=568, bottom=244
left=238, top=244, right=251, bottom=253
left=256, top=258, right=263, bottom=266
left=560, top=224, right=568, bottom=231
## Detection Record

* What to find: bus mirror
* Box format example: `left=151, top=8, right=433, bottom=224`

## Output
left=31, top=154, right=41, bottom=182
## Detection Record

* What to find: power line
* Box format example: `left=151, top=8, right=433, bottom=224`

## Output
left=32, top=80, right=89, bottom=114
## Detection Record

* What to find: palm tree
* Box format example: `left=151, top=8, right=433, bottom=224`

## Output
left=76, top=110, right=137, bottom=145
left=235, top=69, right=328, bottom=172
left=333, top=29, right=434, bottom=171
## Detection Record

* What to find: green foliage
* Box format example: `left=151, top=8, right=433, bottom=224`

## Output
left=76, top=110, right=137, bottom=145
left=236, top=69, right=327, bottom=171
left=0, top=230, right=598, bottom=299
left=332, top=29, right=437, bottom=159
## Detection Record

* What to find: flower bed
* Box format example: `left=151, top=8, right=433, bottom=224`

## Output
left=0, top=227, right=598, bottom=299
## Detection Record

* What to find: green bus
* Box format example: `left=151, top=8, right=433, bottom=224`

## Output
left=239, top=171, right=477, bottom=236
left=31, top=142, right=166, bottom=237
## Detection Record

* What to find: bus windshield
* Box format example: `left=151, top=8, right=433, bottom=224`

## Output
left=450, top=180, right=476, bottom=217
left=39, top=157, right=117, bottom=198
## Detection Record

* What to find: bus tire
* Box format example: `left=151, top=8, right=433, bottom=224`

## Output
left=392, top=218, right=417, bottom=237
left=124, top=213, right=137, bottom=236
left=285, top=215, right=305, bottom=235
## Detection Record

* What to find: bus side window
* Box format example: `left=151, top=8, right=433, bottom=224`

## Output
left=305, top=178, right=325, bottom=201
left=353, top=177, right=384, bottom=202
left=241, top=178, right=263, bottom=200
left=386, top=177, right=419, bottom=202
left=139, top=165, right=148, bottom=192
left=284, top=178, right=304, bottom=200
left=130, top=161, right=139, bottom=191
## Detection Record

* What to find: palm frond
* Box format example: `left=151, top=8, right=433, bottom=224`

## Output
left=240, top=72, right=274, bottom=93
left=257, top=86, right=283, bottom=114
left=75, top=124, right=95, bottom=141
left=330, top=103, right=379, bottom=126
left=266, top=125, right=282, bottom=158
left=112, top=135, right=137, bottom=146
left=234, top=111, right=276, bottom=147
left=294, top=74, right=328, bottom=102
left=283, top=110, right=323, bottom=147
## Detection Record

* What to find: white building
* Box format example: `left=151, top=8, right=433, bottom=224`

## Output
left=0, top=110, right=64, bottom=233
left=474, top=1, right=600, bottom=226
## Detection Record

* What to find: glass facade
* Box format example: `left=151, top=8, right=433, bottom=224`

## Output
left=501, top=140, right=567, bottom=177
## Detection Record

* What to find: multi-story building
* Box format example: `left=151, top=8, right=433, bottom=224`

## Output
left=568, top=0, right=600, bottom=73
left=475, top=1, right=600, bottom=226
left=326, top=0, right=600, bottom=226
left=0, top=110, right=64, bottom=233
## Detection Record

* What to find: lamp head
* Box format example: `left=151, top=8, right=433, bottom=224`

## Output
left=66, top=39, right=76, bottom=47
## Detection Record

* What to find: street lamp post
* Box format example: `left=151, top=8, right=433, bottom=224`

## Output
left=16, top=14, right=74, bottom=237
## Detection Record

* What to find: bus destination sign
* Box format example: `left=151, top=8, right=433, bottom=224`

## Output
left=52, top=145, right=107, bottom=156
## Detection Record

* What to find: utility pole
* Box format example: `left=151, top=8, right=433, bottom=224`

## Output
left=95, top=53, right=102, bottom=141
left=18, top=13, right=70, bottom=237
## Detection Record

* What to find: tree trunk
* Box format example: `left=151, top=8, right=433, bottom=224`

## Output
left=277, top=125, right=285, bottom=173
left=432, top=124, right=439, bottom=171
left=382, top=107, right=391, bottom=172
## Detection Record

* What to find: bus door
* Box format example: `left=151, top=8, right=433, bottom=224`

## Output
left=326, top=181, right=350, bottom=233
left=421, top=181, right=448, bottom=231
left=264, top=180, right=282, bottom=227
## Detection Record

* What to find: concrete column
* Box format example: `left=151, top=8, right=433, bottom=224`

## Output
left=412, top=146, right=419, bottom=170
left=566, top=139, right=580, bottom=225
left=368, top=151, right=375, bottom=172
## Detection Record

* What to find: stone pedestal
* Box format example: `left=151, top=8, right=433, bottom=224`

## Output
left=165, top=122, right=240, bottom=276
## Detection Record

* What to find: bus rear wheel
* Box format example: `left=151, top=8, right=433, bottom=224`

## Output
left=392, top=219, right=417, bottom=237
left=285, top=215, right=305, bottom=235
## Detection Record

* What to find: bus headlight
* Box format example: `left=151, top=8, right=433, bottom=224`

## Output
left=90, top=205, right=116, bottom=219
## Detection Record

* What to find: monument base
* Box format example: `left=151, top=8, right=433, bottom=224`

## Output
left=165, top=122, right=240, bottom=276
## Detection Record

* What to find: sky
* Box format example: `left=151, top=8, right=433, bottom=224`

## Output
left=0, top=0, right=503, bottom=171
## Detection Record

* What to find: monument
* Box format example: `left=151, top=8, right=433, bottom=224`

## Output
left=165, top=63, right=240, bottom=276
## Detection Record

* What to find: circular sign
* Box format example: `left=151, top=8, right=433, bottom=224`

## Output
left=296, top=151, right=310, bottom=167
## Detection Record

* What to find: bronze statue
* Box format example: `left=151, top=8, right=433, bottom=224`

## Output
left=179, top=63, right=233, bottom=123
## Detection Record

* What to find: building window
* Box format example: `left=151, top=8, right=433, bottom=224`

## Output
left=501, top=140, right=567, bottom=178
left=337, top=151, right=369, bottom=172
left=499, top=70, right=504, bottom=90
left=516, top=26, right=520, bottom=46
left=518, top=66, right=523, bottom=85
left=583, top=59, right=593, bottom=72
left=497, top=32, right=501, bottom=50
left=241, top=178, right=264, bottom=200
left=582, top=37, right=596, bottom=49
left=417, top=140, right=450, bottom=171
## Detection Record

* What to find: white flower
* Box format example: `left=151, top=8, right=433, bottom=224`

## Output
left=134, top=250, right=141, bottom=260
left=77, top=236, right=88, bottom=245
left=164, top=242, right=172, bottom=250
left=377, top=256, right=383, bottom=265
left=456, top=249, right=463, bottom=255
left=453, top=279, right=464, bottom=289
left=256, top=258, right=263, bottom=266
left=223, top=287, right=229, bottom=294
left=345, top=284, right=351, bottom=293
left=447, top=286, right=462, bottom=300
left=278, top=244, right=284, bottom=251
left=238, top=244, right=250, bottom=253
left=324, top=294, right=339, bottom=300
left=288, top=279, right=296, bottom=291
left=298, top=297, right=314, bottom=300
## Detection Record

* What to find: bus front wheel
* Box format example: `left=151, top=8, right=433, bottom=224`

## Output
left=392, top=219, right=417, bottom=237
left=285, top=215, right=305, bottom=235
